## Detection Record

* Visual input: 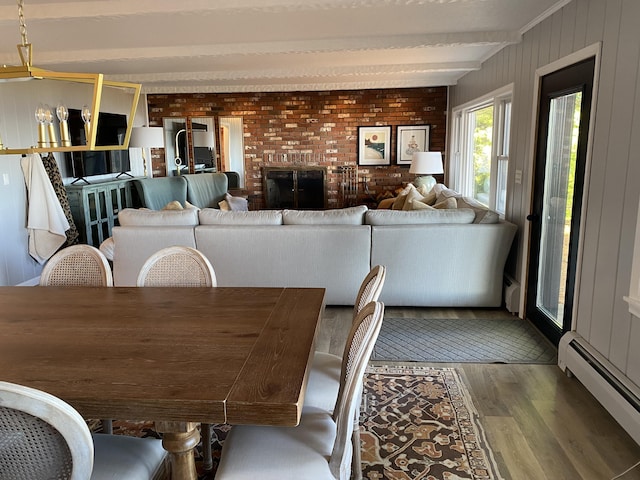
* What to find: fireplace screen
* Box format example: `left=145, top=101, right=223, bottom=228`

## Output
left=263, top=166, right=326, bottom=209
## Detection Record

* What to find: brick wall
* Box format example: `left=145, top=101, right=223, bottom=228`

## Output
left=147, top=87, right=447, bottom=209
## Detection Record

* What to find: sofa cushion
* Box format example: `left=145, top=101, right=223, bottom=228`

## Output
left=456, top=196, right=500, bottom=224
left=282, top=205, right=368, bottom=225
left=118, top=208, right=199, bottom=226
left=365, top=208, right=475, bottom=225
left=184, top=172, right=229, bottom=208
left=133, top=177, right=188, bottom=211
left=199, top=209, right=283, bottom=225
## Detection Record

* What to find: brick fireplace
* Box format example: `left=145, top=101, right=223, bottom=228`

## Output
left=147, top=87, right=447, bottom=210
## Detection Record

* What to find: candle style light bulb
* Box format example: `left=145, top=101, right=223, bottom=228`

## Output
left=56, top=104, right=71, bottom=147
left=81, top=105, right=92, bottom=144
left=44, top=104, right=58, bottom=148
left=35, top=104, right=47, bottom=147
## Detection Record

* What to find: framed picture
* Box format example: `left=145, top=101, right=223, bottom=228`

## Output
left=396, top=125, right=430, bottom=165
left=358, top=126, right=392, bottom=166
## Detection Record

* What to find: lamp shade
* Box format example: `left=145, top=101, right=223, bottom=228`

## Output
left=409, top=152, right=444, bottom=175
left=192, top=130, right=215, bottom=149
left=129, top=126, right=164, bottom=148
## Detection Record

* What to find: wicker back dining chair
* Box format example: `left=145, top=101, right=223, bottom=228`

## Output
left=215, top=301, right=385, bottom=480
left=39, top=244, right=114, bottom=434
left=136, top=246, right=217, bottom=287
left=303, top=264, right=386, bottom=479
left=40, top=244, right=113, bottom=287
left=137, top=245, right=218, bottom=470
left=352, top=264, right=386, bottom=317
left=0, top=381, right=168, bottom=480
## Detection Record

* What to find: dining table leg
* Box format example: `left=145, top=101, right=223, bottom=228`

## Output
left=155, top=421, right=200, bottom=480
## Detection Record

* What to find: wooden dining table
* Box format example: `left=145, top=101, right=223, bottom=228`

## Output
left=0, top=285, right=326, bottom=480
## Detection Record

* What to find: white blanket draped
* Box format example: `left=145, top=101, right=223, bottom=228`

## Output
left=20, top=153, right=69, bottom=264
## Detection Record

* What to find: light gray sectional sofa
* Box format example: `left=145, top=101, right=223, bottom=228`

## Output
left=107, top=204, right=517, bottom=307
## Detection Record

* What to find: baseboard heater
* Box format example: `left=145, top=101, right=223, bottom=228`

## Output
left=558, top=332, right=640, bottom=444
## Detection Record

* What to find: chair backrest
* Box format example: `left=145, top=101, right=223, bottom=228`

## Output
left=40, top=244, right=113, bottom=287
left=353, top=265, right=386, bottom=317
left=0, top=381, right=94, bottom=480
left=329, top=301, right=384, bottom=479
left=184, top=172, right=229, bottom=209
left=137, top=246, right=217, bottom=287
left=133, top=176, right=188, bottom=210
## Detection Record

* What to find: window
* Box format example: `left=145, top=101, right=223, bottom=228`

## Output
left=451, top=85, right=513, bottom=215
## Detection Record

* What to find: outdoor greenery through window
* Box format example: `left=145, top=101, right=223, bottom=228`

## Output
left=451, top=85, right=512, bottom=215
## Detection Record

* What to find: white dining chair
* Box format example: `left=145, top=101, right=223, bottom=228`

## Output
left=136, top=245, right=217, bottom=287
left=303, top=265, right=386, bottom=478
left=40, top=244, right=113, bottom=287
left=0, top=381, right=169, bottom=480
left=215, top=301, right=385, bottom=480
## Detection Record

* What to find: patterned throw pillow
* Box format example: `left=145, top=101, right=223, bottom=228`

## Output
left=456, top=197, right=499, bottom=223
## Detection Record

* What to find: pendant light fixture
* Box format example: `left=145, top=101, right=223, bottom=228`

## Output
left=0, top=0, right=141, bottom=155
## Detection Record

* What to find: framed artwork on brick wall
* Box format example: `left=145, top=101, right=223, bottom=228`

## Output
left=396, top=124, right=430, bottom=165
left=358, top=126, right=392, bottom=166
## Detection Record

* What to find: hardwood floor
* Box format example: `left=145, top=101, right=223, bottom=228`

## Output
left=317, top=306, right=640, bottom=480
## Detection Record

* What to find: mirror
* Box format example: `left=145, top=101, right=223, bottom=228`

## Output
left=218, top=116, right=245, bottom=188
left=163, top=117, right=216, bottom=176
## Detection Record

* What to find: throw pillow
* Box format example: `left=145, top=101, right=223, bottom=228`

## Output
left=162, top=200, right=184, bottom=211
left=391, top=184, right=413, bottom=210
left=456, top=196, right=500, bottom=223
left=225, top=193, right=249, bottom=211
left=218, top=200, right=231, bottom=211
left=422, top=189, right=437, bottom=206
left=433, top=197, right=458, bottom=209
left=402, top=186, right=425, bottom=211
left=377, top=197, right=395, bottom=209
left=411, top=200, right=435, bottom=210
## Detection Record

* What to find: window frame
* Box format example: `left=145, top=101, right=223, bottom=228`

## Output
left=450, top=84, right=513, bottom=215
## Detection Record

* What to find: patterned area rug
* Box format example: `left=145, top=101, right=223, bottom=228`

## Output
left=92, top=365, right=503, bottom=480
left=361, top=365, right=504, bottom=480
left=372, top=317, right=557, bottom=364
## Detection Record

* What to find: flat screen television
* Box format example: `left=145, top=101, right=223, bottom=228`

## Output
left=65, top=109, right=131, bottom=181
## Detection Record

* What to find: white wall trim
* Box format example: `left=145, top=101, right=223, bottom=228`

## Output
left=519, top=42, right=602, bottom=318
left=450, top=83, right=514, bottom=113
left=624, top=193, right=640, bottom=319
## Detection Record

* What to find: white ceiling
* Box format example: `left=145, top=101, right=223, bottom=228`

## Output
left=0, top=0, right=570, bottom=94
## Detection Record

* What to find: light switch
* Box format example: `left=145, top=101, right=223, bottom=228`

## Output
left=514, top=169, right=522, bottom=185
left=2, top=173, right=8, bottom=186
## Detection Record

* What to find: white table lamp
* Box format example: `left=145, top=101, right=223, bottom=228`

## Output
left=192, top=130, right=215, bottom=149
left=409, top=151, right=443, bottom=191
left=130, top=126, right=164, bottom=177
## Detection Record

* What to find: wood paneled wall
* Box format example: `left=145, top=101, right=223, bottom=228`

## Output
left=450, top=0, right=640, bottom=385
